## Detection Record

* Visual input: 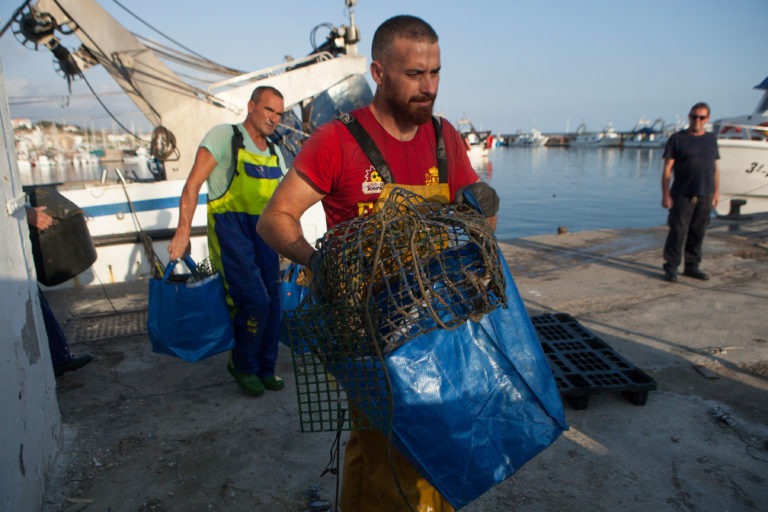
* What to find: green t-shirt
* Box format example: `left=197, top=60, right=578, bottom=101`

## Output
left=201, top=123, right=286, bottom=201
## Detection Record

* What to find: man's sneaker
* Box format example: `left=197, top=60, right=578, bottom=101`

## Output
left=683, top=268, right=709, bottom=281
left=663, top=270, right=678, bottom=283
left=227, top=361, right=265, bottom=397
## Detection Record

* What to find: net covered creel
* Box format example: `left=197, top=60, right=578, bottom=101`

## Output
left=283, top=187, right=506, bottom=431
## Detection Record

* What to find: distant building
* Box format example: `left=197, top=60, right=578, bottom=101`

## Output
left=11, top=118, right=33, bottom=130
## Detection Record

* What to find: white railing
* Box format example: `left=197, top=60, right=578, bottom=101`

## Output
left=716, top=122, right=768, bottom=142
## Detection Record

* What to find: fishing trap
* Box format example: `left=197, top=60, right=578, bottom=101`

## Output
left=283, top=187, right=507, bottom=432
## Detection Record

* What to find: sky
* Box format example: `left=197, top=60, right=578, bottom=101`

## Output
left=0, top=0, right=766, bottom=135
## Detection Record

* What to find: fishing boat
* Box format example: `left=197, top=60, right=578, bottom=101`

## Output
left=121, top=146, right=150, bottom=169
left=508, top=128, right=549, bottom=147
left=712, top=75, right=768, bottom=215
left=494, top=135, right=510, bottom=147
left=72, top=148, right=99, bottom=168
left=456, top=117, right=494, bottom=161
left=5, top=0, right=372, bottom=286
left=623, top=117, right=667, bottom=149
left=569, top=123, right=622, bottom=148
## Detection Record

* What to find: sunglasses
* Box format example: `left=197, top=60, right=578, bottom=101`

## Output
left=689, top=114, right=708, bottom=120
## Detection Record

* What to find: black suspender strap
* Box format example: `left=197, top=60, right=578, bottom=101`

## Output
left=431, top=116, right=448, bottom=183
left=231, top=125, right=244, bottom=171
left=337, top=112, right=448, bottom=184
left=337, top=112, right=394, bottom=183
left=266, top=140, right=278, bottom=163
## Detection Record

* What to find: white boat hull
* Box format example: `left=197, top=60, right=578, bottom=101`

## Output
left=715, top=139, right=768, bottom=215
left=513, top=138, right=548, bottom=147
left=570, top=123, right=622, bottom=148
left=57, top=179, right=201, bottom=239
left=45, top=177, right=327, bottom=288
left=711, top=75, right=768, bottom=215
left=510, top=132, right=549, bottom=147
left=468, top=145, right=489, bottom=158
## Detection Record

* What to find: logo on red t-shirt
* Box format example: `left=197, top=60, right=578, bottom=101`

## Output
left=361, top=165, right=385, bottom=195
left=425, top=166, right=440, bottom=186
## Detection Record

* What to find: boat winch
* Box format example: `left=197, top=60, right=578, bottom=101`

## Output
left=11, top=6, right=86, bottom=86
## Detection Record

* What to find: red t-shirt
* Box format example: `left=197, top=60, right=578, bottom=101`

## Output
left=293, top=106, right=480, bottom=228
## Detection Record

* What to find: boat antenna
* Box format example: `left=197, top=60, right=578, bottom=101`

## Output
left=344, top=0, right=360, bottom=54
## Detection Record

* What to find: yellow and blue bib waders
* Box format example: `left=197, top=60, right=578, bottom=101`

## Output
left=338, top=114, right=454, bottom=512
left=207, top=127, right=282, bottom=377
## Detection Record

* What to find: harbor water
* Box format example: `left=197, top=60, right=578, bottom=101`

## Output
left=482, top=146, right=667, bottom=240
left=20, top=146, right=669, bottom=241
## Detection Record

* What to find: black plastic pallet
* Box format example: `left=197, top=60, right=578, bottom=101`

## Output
left=531, top=313, right=657, bottom=410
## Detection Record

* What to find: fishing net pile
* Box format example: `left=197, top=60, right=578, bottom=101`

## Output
left=283, top=187, right=507, bottom=431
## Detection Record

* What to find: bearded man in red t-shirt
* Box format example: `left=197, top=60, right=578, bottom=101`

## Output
left=258, top=14, right=498, bottom=512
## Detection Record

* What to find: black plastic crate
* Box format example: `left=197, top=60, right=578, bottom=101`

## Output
left=531, top=313, right=657, bottom=410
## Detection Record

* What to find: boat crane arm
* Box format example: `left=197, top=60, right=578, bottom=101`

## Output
left=9, top=0, right=369, bottom=179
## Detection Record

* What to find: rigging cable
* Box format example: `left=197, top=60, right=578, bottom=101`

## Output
left=76, top=70, right=147, bottom=142
left=110, top=0, right=236, bottom=71
left=135, top=35, right=243, bottom=77
left=48, top=0, right=235, bottom=119
left=49, top=0, right=225, bottom=118
left=46, top=0, right=182, bottom=162
left=48, top=0, right=164, bottom=125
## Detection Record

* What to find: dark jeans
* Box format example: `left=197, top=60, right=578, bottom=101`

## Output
left=663, top=195, right=712, bottom=272
left=39, top=287, right=72, bottom=367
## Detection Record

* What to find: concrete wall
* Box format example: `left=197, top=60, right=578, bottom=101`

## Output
left=0, top=58, right=62, bottom=511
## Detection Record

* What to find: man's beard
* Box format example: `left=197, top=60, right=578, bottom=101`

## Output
left=382, top=84, right=435, bottom=125
left=387, top=96, right=435, bottom=125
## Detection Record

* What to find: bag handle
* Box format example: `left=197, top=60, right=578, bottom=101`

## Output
left=162, top=255, right=199, bottom=282
left=282, top=262, right=302, bottom=285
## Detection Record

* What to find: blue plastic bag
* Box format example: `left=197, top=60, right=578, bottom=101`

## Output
left=327, top=255, right=568, bottom=509
left=280, top=262, right=308, bottom=316
left=147, top=256, right=235, bottom=362
left=279, top=262, right=310, bottom=351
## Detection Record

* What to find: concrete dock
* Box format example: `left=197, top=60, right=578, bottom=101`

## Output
left=42, top=214, right=768, bottom=512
